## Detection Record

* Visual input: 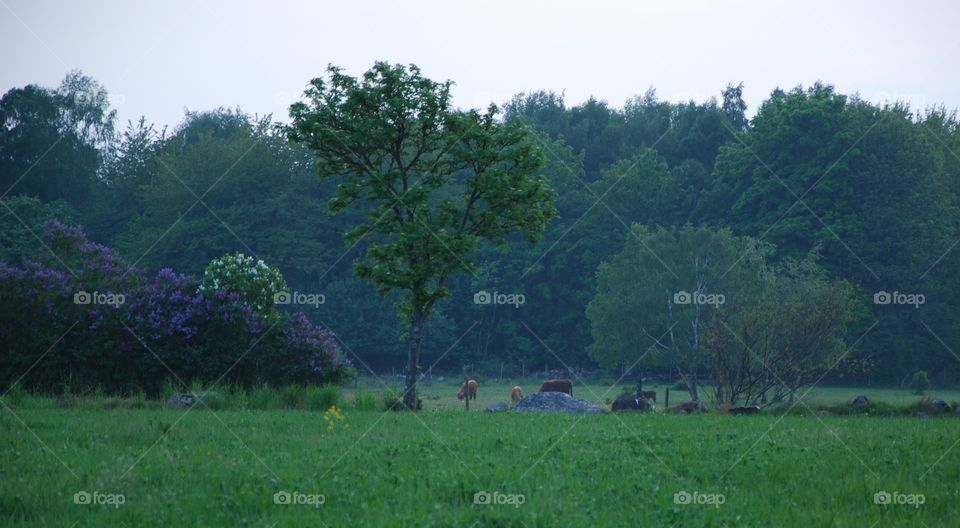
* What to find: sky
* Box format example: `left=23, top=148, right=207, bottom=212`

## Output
left=2, top=0, right=958, bottom=130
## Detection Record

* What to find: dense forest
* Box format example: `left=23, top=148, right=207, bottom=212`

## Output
left=3, top=71, right=960, bottom=386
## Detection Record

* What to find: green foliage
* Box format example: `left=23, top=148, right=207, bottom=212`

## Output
left=304, top=385, right=340, bottom=411
left=279, top=384, right=306, bottom=409
left=911, top=370, right=931, bottom=395
left=4, top=69, right=960, bottom=387
left=351, top=389, right=379, bottom=411
left=587, top=224, right=767, bottom=399
left=0, top=195, right=78, bottom=264
left=248, top=385, right=280, bottom=410
left=287, top=62, right=557, bottom=406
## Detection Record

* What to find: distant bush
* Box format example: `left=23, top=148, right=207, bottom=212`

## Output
left=382, top=392, right=403, bottom=411
left=199, top=252, right=288, bottom=316
left=351, top=390, right=379, bottom=411
left=910, top=371, right=931, bottom=395
left=304, top=385, right=339, bottom=411
left=248, top=386, right=279, bottom=410
left=0, top=221, right=353, bottom=396
left=280, top=385, right=306, bottom=409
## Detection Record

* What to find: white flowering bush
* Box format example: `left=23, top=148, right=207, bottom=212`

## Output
left=198, top=252, right=288, bottom=313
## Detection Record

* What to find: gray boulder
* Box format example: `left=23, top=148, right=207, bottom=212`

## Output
left=485, top=402, right=510, bottom=412
left=168, top=391, right=219, bottom=408
left=513, top=391, right=607, bottom=414
left=928, top=398, right=950, bottom=411
left=849, top=395, right=870, bottom=409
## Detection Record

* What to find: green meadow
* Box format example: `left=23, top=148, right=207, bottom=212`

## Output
left=2, top=382, right=959, bottom=527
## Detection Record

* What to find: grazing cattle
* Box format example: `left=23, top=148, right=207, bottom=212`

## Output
left=728, top=405, right=760, bottom=415
left=457, top=379, right=478, bottom=401
left=640, top=390, right=656, bottom=403
left=539, top=379, right=573, bottom=396
left=511, top=386, right=523, bottom=402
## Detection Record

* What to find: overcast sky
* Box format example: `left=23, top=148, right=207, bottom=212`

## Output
left=2, top=0, right=958, bottom=130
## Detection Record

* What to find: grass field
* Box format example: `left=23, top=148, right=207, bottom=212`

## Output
left=2, top=382, right=959, bottom=526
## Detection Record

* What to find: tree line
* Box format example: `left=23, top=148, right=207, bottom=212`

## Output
left=2, top=69, right=959, bottom=390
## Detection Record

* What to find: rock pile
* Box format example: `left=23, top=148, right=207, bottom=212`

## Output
left=513, top=391, right=607, bottom=414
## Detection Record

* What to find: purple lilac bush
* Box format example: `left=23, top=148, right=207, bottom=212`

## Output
left=0, top=221, right=352, bottom=395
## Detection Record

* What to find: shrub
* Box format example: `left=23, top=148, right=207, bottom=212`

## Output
left=304, top=385, right=340, bottom=411
left=280, top=385, right=306, bottom=409
left=910, top=370, right=931, bottom=395
left=352, top=390, right=379, bottom=411
left=0, top=221, right=351, bottom=395
left=248, top=386, right=279, bottom=410
left=198, top=252, right=287, bottom=315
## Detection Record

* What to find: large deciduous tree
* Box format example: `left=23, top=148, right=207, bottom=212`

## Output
left=287, top=63, right=556, bottom=409
left=587, top=225, right=765, bottom=401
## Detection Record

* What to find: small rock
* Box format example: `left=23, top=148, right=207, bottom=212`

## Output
left=849, top=395, right=870, bottom=409
left=168, top=391, right=219, bottom=408
left=485, top=402, right=510, bottom=412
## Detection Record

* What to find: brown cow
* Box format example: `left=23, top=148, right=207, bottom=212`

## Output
left=641, top=390, right=656, bottom=403
left=457, top=380, right=478, bottom=401
left=511, top=386, right=523, bottom=402
left=539, top=379, right=573, bottom=396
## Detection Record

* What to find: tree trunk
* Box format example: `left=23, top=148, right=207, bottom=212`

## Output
left=403, top=308, right=424, bottom=410
left=684, top=367, right=700, bottom=402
